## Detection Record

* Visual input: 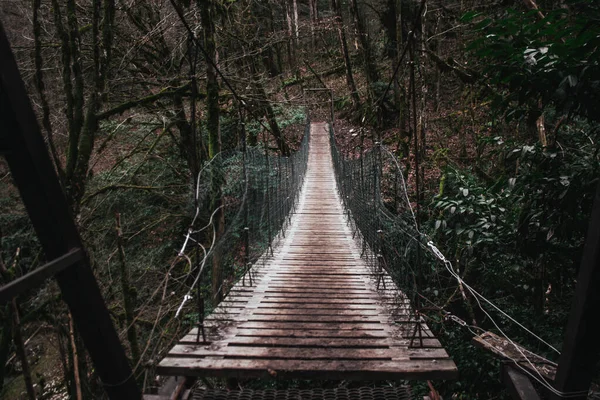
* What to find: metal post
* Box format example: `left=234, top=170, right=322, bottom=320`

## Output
left=552, top=183, right=600, bottom=399
left=195, top=285, right=206, bottom=343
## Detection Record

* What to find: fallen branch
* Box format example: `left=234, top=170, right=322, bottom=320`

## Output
left=303, top=60, right=328, bottom=89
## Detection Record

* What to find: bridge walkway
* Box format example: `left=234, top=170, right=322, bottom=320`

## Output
left=157, top=122, right=457, bottom=380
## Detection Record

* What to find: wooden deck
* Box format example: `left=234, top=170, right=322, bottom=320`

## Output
left=157, top=123, right=457, bottom=380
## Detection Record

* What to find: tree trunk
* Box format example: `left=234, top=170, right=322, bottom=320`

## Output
left=53, top=310, right=72, bottom=397
left=115, top=212, right=140, bottom=365
left=0, top=253, right=36, bottom=400
left=537, top=108, right=548, bottom=147
left=64, top=0, right=85, bottom=184
left=250, top=59, right=290, bottom=156
left=51, top=0, right=115, bottom=209
left=33, top=0, right=63, bottom=182
left=263, top=93, right=290, bottom=156
left=417, top=7, right=426, bottom=161
left=12, top=304, right=36, bottom=400
left=68, top=313, right=83, bottom=400
left=332, top=0, right=360, bottom=109
left=349, top=0, right=379, bottom=103
left=308, top=0, right=318, bottom=49
left=392, top=0, right=409, bottom=157
left=266, top=7, right=280, bottom=76
left=285, top=0, right=296, bottom=71
left=292, top=0, right=299, bottom=40
left=173, top=94, right=201, bottom=173
left=201, top=0, right=225, bottom=304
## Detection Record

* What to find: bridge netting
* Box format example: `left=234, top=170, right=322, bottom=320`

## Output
left=329, top=129, right=427, bottom=313
left=176, top=114, right=310, bottom=318
left=179, top=90, right=434, bottom=342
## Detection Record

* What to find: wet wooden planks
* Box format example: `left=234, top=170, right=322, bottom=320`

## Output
left=157, top=123, right=457, bottom=381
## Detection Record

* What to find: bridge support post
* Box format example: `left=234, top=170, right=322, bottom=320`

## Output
left=0, top=21, right=140, bottom=399
left=552, top=183, right=600, bottom=399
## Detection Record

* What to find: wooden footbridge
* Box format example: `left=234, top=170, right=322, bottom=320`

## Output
left=6, top=15, right=600, bottom=396
left=157, top=123, right=457, bottom=382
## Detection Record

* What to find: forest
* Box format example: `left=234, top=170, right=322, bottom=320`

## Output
left=1, top=0, right=599, bottom=398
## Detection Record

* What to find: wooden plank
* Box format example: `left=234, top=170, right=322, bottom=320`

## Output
left=502, top=364, right=542, bottom=400
left=251, top=308, right=380, bottom=316
left=189, top=328, right=390, bottom=338
left=234, top=321, right=386, bottom=330
left=217, top=336, right=392, bottom=348
left=267, top=276, right=366, bottom=281
left=262, top=287, right=371, bottom=293
left=472, top=331, right=556, bottom=382
left=246, top=314, right=384, bottom=322
left=407, top=348, right=451, bottom=359
left=156, top=358, right=458, bottom=380
left=258, top=298, right=381, bottom=305
left=166, top=345, right=401, bottom=360
left=180, top=335, right=392, bottom=347
left=255, top=304, right=379, bottom=310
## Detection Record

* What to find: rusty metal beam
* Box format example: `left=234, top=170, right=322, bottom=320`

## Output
left=553, top=183, right=600, bottom=400
left=0, top=248, right=83, bottom=304
left=0, top=20, right=141, bottom=399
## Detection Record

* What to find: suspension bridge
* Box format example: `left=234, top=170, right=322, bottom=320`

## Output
left=156, top=119, right=457, bottom=385
left=4, top=17, right=600, bottom=396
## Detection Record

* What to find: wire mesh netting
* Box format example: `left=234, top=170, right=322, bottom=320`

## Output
left=330, top=139, right=422, bottom=299
left=328, top=123, right=442, bottom=344
left=192, top=386, right=412, bottom=400
left=179, top=115, right=310, bottom=312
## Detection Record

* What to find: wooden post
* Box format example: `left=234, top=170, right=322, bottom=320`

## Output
left=502, top=364, right=541, bottom=400
left=0, top=21, right=141, bottom=399
left=552, top=183, right=600, bottom=399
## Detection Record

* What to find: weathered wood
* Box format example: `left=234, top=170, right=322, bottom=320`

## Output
left=158, top=123, right=456, bottom=381
left=157, top=358, right=458, bottom=380
left=167, top=345, right=404, bottom=360
left=0, top=248, right=83, bottom=304
left=472, top=331, right=556, bottom=382
left=189, top=327, right=390, bottom=338
left=502, top=364, right=542, bottom=400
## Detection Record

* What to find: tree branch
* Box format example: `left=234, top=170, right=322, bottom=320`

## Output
left=96, top=84, right=200, bottom=120
left=82, top=184, right=185, bottom=205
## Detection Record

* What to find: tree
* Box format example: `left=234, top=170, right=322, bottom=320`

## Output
left=348, top=0, right=380, bottom=104
left=332, top=0, right=360, bottom=109
left=466, top=1, right=600, bottom=144
left=200, top=0, right=226, bottom=303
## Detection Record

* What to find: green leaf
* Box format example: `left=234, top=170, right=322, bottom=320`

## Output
left=461, top=11, right=480, bottom=22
